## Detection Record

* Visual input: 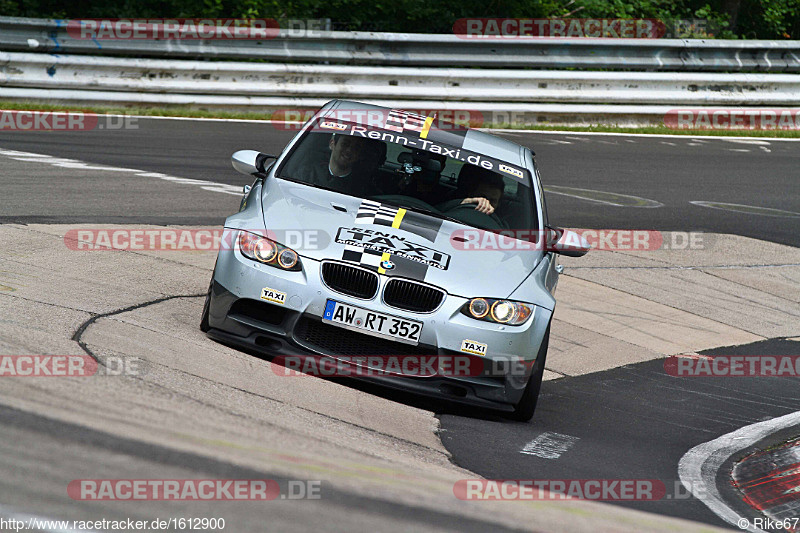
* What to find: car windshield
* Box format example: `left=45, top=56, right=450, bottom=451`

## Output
left=277, top=125, right=538, bottom=232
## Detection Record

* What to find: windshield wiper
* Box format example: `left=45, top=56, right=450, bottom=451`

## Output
left=278, top=176, right=352, bottom=197
left=395, top=205, right=463, bottom=225
left=365, top=197, right=469, bottom=225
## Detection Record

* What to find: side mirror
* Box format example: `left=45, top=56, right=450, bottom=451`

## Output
left=231, top=150, right=277, bottom=176
left=546, top=226, right=590, bottom=257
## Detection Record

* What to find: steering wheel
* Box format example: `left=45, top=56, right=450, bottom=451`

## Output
left=444, top=202, right=506, bottom=230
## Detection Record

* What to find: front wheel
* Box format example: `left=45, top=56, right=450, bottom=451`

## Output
left=509, top=324, right=550, bottom=422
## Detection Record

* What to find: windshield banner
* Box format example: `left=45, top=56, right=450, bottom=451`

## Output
left=310, top=112, right=529, bottom=184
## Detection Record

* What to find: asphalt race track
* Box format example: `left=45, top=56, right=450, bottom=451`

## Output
left=1, top=118, right=799, bottom=247
left=440, top=338, right=800, bottom=527
left=2, top=116, right=799, bottom=532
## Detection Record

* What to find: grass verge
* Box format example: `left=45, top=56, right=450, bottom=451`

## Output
left=2, top=100, right=800, bottom=138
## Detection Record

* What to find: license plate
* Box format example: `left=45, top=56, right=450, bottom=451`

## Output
left=322, top=300, right=423, bottom=345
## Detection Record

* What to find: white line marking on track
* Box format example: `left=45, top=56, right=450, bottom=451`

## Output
left=0, top=148, right=242, bottom=195
left=544, top=185, right=663, bottom=208
left=520, top=432, right=580, bottom=459
left=0, top=149, right=48, bottom=157
left=678, top=410, right=800, bottom=533
left=725, top=139, right=771, bottom=145
left=726, top=148, right=751, bottom=153
left=690, top=201, right=800, bottom=218
left=55, top=162, right=141, bottom=171
left=2, top=156, right=76, bottom=163
left=135, top=172, right=172, bottom=177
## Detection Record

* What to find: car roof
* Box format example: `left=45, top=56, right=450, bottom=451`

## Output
left=322, top=99, right=527, bottom=168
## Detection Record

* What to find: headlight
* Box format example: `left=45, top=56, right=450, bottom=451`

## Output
left=277, top=248, right=298, bottom=269
left=254, top=239, right=277, bottom=263
left=491, top=301, right=515, bottom=323
left=469, top=298, right=489, bottom=318
left=238, top=231, right=302, bottom=271
left=462, top=298, right=533, bottom=326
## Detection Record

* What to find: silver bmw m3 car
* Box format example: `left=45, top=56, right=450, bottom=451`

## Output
left=201, top=100, right=589, bottom=421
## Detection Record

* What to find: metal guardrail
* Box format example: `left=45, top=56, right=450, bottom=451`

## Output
left=3, top=52, right=799, bottom=107
left=1, top=16, right=800, bottom=72
left=1, top=17, right=799, bottom=126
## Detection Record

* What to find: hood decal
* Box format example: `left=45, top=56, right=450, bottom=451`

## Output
left=337, top=227, right=449, bottom=269
left=340, top=199, right=448, bottom=279
left=398, top=210, right=443, bottom=243
left=355, top=199, right=443, bottom=242
left=355, top=199, right=402, bottom=226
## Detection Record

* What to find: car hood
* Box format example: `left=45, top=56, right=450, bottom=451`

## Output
left=262, top=179, right=542, bottom=299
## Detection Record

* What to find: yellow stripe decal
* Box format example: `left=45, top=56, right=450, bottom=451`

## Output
left=378, top=208, right=406, bottom=274
left=420, top=117, right=434, bottom=139
left=391, top=208, right=407, bottom=229
left=377, top=252, right=391, bottom=274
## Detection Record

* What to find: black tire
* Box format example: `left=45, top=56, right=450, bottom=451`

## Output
left=199, top=274, right=213, bottom=333
left=509, top=324, right=550, bottom=422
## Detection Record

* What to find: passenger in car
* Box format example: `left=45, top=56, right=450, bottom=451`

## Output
left=458, top=176, right=504, bottom=215
left=438, top=165, right=505, bottom=215
left=298, top=134, right=384, bottom=196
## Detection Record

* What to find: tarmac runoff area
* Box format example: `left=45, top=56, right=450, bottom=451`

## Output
left=1, top=223, right=798, bottom=532
left=548, top=232, right=798, bottom=379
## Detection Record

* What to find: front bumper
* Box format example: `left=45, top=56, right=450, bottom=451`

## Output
left=206, top=239, right=552, bottom=410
